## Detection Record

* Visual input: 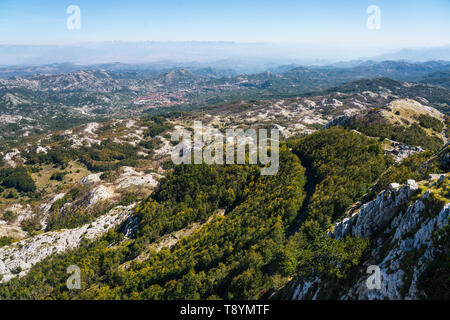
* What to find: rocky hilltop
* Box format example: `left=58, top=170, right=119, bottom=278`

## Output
left=0, top=204, right=136, bottom=283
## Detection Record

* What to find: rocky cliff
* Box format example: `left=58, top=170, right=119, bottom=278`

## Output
left=291, top=175, right=449, bottom=300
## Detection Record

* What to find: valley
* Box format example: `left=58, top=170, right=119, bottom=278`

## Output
left=0, top=60, right=448, bottom=301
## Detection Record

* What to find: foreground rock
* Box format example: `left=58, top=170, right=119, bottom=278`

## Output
left=292, top=177, right=449, bottom=300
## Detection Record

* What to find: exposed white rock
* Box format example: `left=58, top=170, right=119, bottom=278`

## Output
left=0, top=222, right=27, bottom=238
left=88, top=185, right=116, bottom=207
left=3, top=149, right=21, bottom=167
left=154, top=136, right=172, bottom=157
left=292, top=278, right=320, bottom=300
left=35, top=146, right=48, bottom=154
left=81, top=172, right=103, bottom=185
left=38, top=193, right=67, bottom=229
left=295, top=178, right=449, bottom=300
left=386, top=142, right=424, bottom=163
left=1, top=204, right=34, bottom=226
left=341, top=203, right=449, bottom=300
left=82, top=122, right=100, bottom=136
left=0, top=204, right=135, bottom=283
left=352, top=180, right=419, bottom=239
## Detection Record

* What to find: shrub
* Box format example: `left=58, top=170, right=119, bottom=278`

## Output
left=50, top=171, right=67, bottom=181
left=418, top=114, right=444, bottom=132
left=1, top=167, right=36, bottom=193
left=0, top=236, right=14, bottom=247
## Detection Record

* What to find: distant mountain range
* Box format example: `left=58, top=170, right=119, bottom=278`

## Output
left=1, top=60, right=449, bottom=85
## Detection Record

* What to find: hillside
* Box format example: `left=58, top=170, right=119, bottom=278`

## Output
left=326, top=98, right=447, bottom=150
left=287, top=176, right=449, bottom=300
left=0, top=96, right=447, bottom=300
left=0, top=68, right=448, bottom=300
left=1, top=62, right=449, bottom=140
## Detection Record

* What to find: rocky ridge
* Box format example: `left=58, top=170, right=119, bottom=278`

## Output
left=0, top=204, right=136, bottom=283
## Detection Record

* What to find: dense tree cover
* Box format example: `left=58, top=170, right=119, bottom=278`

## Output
left=132, top=163, right=258, bottom=246
left=79, top=140, right=139, bottom=172
left=0, top=166, right=36, bottom=193
left=25, top=140, right=140, bottom=172
left=141, top=116, right=173, bottom=138
left=290, top=127, right=390, bottom=225
left=344, top=117, right=444, bottom=150
left=0, top=148, right=309, bottom=299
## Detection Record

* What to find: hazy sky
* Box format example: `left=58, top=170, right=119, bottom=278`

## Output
left=0, top=0, right=449, bottom=48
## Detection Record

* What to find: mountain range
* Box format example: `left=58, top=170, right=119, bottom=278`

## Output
left=0, top=59, right=448, bottom=301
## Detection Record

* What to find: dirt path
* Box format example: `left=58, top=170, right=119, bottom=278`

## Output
left=288, top=164, right=316, bottom=234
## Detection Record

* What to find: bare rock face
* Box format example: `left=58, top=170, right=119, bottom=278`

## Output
left=386, top=143, right=425, bottom=164
left=293, top=178, right=449, bottom=300
left=114, top=166, right=162, bottom=190
left=340, top=202, right=448, bottom=300
left=352, top=180, right=419, bottom=239
left=331, top=180, right=419, bottom=240
left=0, top=204, right=135, bottom=283
left=81, top=172, right=103, bottom=185
left=2, top=149, right=22, bottom=167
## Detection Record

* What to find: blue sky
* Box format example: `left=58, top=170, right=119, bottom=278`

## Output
left=0, top=0, right=449, bottom=48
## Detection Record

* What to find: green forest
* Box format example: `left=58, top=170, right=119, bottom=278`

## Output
left=0, top=128, right=392, bottom=299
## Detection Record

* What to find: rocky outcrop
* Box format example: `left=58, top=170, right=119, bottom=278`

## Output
left=385, top=143, right=424, bottom=164
left=81, top=172, right=102, bottom=185
left=340, top=201, right=448, bottom=300
left=0, top=204, right=135, bottom=283
left=114, top=166, right=161, bottom=190
left=331, top=180, right=419, bottom=240
left=87, top=185, right=117, bottom=207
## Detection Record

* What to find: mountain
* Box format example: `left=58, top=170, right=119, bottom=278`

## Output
left=418, top=71, right=450, bottom=88
left=371, top=45, right=450, bottom=62
left=288, top=174, right=449, bottom=300
left=0, top=63, right=82, bottom=78
left=0, top=63, right=448, bottom=300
